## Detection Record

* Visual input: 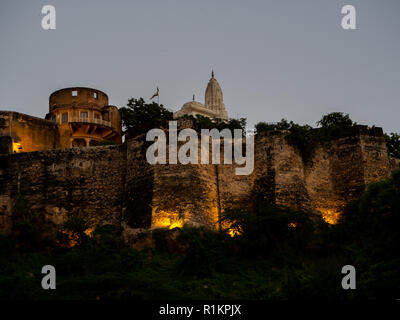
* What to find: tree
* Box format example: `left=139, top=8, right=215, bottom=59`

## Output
left=333, top=171, right=400, bottom=298
left=219, top=203, right=314, bottom=257
left=316, top=112, right=354, bottom=129
left=119, top=98, right=173, bottom=136
left=224, top=117, right=247, bottom=133
left=255, top=119, right=316, bottom=160
left=179, top=114, right=247, bottom=135
left=255, top=119, right=292, bottom=133
left=385, top=133, right=400, bottom=159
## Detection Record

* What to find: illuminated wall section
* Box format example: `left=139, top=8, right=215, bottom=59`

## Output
left=0, top=111, right=60, bottom=153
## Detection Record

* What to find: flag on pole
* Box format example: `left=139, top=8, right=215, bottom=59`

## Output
left=150, top=87, right=159, bottom=100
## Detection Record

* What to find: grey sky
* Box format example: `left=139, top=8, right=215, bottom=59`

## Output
left=0, top=0, right=399, bottom=133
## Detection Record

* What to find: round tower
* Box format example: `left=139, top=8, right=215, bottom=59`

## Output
left=46, top=87, right=122, bottom=147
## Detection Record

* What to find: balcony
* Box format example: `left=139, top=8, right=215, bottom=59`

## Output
left=67, top=117, right=111, bottom=127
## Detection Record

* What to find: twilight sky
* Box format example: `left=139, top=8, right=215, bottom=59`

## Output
left=0, top=0, right=399, bottom=133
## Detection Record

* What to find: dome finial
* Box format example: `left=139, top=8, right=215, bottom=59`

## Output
left=192, top=94, right=195, bottom=101
left=211, top=69, right=214, bottom=78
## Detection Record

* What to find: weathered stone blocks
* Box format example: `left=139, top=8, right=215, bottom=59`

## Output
left=0, top=124, right=396, bottom=234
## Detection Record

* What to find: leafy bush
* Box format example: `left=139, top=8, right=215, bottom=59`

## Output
left=385, top=132, right=400, bottom=158
left=316, top=112, right=355, bottom=129
left=220, top=203, right=315, bottom=258
left=255, top=113, right=356, bottom=161
left=56, top=216, right=92, bottom=247
left=331, top=170, right=400, bottom=298
left=255, top=119, right=291, bottom=133
left=3, top=171, right=400, bottom=299
left=174, top=226, right=232, bottom=278
left=336, top=170, right=400, bottom=250
left=179, top=114, right=247, bottom=135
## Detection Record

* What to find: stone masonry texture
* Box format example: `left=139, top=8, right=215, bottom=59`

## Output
left=0, top=123, right=397, bottom=233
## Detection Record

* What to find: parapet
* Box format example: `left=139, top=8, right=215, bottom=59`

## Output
left=0, top=111, right=60, bottom=153
left=49, top=87, right=109, bottom=112
left=0, top=110, right=58, bottom=128
left=320, top=125, right=384, bottom=140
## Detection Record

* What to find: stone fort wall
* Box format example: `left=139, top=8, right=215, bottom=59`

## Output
left=253, top=126, right=392, bottom=223
left=0, top=124, right=397, bottom=234
left=0, top=145, right=126, bottom=233
left=0, top=111, right=60, bottom=153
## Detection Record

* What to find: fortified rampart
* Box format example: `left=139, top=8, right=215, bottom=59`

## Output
left=0, top=111, right=60, bottom=153
left=0, top=122, right=397, bottom=234
left=0, top=145, right=126, bottom=234
left=253, top=126, right=392, bottom=223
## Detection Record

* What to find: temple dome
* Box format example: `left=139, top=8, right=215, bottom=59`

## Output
left=173, top=99, right=213, bottom=119
left=173, top=71, right=228, bottom=120
left=181, top=101, right=205, bottom=111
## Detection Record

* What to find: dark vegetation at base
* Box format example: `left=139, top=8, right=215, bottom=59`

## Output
left=1, top=171, right=399, bottom=300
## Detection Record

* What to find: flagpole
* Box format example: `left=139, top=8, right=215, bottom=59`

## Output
left=150, top=86, right=160, bottom=104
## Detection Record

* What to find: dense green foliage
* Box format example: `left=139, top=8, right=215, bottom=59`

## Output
left=256, top=112, right=400, bottom=162
left=316, top=112, right=355, bottom=129
left=119, top=98, right=247, bottom=137
left=255, top=119, right=292, bottom=132
left=179, top=114, right=247, bottom=135
left=256, top=120, right=314, bottom=160
left=385, top=132, right=400, bottom=158
left=119, top=98, right=173, bottom=136
left=330, top=170, right=400, bottom=298
left=1, top=171, right=399, bottom=300
left=220, top=203, right=315, bottom=257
